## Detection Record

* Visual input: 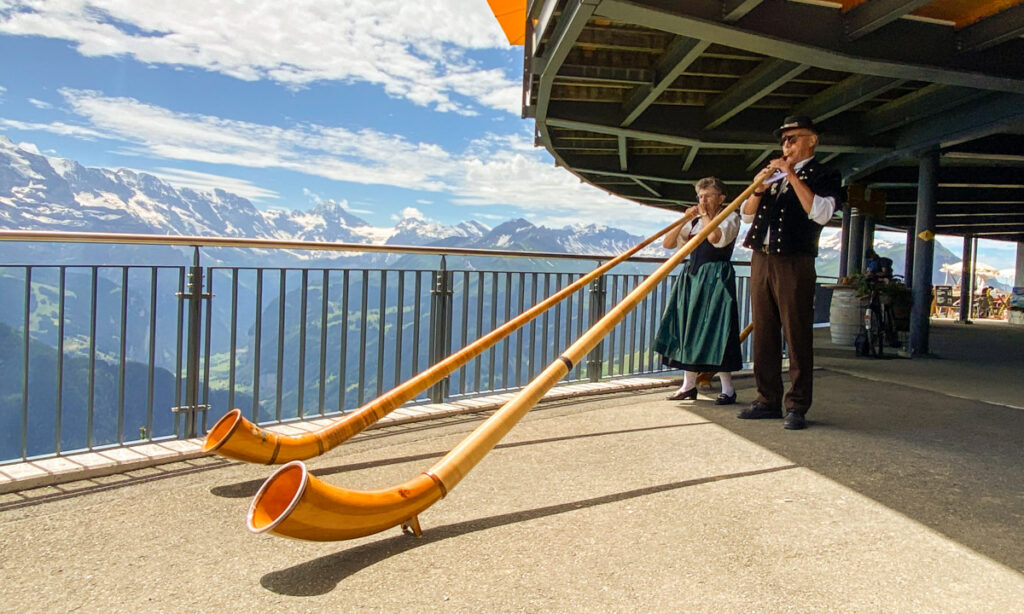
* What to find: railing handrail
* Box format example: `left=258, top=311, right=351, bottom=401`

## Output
left=0, top=229, right=690, bottom=265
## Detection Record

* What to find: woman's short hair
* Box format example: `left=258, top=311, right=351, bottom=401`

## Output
left=694, top=176, right=726, bottom=196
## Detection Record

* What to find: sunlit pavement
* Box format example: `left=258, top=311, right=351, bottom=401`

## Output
left=1, top=319, right=1022, bottom=612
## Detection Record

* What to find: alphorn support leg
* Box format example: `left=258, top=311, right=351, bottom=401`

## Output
left=401, top=515, right=423, bottom=537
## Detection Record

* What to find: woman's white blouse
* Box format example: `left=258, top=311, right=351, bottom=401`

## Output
left=673, top=211, right=740, bottom=249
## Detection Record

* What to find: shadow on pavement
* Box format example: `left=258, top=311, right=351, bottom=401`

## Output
left=688, top=368, right=1024, bottom=574
left=210, top=422, right=710, bottom=499
left=259, top=464, right=796, bottom=596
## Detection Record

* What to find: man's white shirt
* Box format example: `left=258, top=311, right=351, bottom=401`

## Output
left=740, top=157, right=836, bottom=231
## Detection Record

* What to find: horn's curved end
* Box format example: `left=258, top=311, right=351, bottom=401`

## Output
left=248, top=460, right=308, bottom=535
left=202, top=409, right=280, bottom=464
left=247, top=465, right=445, bottom=541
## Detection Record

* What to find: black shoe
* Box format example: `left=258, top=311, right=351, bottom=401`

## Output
left=667, top=387, right=698, bottom=401
left=737, top=401, right=782, bottom=420
left=714, top=392, right=737, bottom=406
left=783, top=410, right=807, bottom=430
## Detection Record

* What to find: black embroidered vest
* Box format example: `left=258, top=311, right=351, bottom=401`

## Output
left=742, top=159, right=842, bottom=257
left=687, top=219, right=737, bottom=273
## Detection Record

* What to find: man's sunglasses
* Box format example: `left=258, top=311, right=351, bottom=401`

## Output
left=780, top=133, right=812, bottom=147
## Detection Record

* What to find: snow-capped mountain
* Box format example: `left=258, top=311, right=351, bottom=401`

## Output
left=0, top=135, right=383, bottom=244
left=0, top=136, right=674, bottom=265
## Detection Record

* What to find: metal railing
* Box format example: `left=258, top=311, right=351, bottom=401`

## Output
left=0, top=231, right=756, bottom=464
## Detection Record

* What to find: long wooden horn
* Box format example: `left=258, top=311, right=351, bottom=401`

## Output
left=204, top=215, right=689, bottom=464
left=246, top=181, right=760, bottom=541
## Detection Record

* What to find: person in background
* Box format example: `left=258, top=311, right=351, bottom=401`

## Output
left=654, top=177, right=743, bottom=405
left=739, top=115, right=842, bottom=430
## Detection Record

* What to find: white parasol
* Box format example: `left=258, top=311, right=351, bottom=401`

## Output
left=940, top=260, right=1001, bottom=285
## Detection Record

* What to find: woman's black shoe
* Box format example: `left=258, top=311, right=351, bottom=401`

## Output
left=714, top=392, right=737, bottom=406
left=667, top=387, right=698, bottom=401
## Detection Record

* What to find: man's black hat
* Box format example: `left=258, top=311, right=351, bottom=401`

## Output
left=773, top=115, right=818, bottom=138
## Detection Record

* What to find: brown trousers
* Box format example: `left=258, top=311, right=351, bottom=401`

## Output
left=750, top=251, right=816, bottom=412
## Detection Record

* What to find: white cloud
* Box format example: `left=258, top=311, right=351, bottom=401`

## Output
left=0, top=117, right=108, bottom=139
left=399, top=206, right=425, bottom=220
left=145, top=167, right=279, bottom=201
left=28, top=98, right=53, bottom=109
left=8, top=90, right=678, bottom=234
left=0, top=0, right=519, bottom=114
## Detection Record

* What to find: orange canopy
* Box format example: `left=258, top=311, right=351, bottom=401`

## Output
left=486, top=0, right=526, bottom=45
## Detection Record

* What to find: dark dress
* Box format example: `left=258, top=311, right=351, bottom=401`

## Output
left=653, top=216, right=743, bottom=373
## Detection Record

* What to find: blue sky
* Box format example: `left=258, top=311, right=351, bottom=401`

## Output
left=0, top=1, right=1017, bottom=277
left=0, top=0, right=664, bottom=233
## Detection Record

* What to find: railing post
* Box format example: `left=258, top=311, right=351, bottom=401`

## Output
left=428, top=256, right=453, bottom=403
left=586, top=267, right=607, bottom=382
left=173, top=247, right=212, bottom=438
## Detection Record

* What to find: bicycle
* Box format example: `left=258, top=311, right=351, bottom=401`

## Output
left=863, top=276, right=901, bottom=358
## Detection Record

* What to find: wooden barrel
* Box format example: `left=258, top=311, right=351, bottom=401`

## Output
left=829, top=287, right=864, bottom=346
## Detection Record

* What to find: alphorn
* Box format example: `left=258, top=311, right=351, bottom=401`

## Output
left=203, top=216, right=690, bottom=464
left=246, top=180, right=760, bottom=541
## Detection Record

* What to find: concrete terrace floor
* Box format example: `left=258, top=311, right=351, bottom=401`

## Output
left=0, top=319, right=1022, bottom=613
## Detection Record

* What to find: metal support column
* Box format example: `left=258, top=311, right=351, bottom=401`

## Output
left=862, top=217, right=876, bottom=270
left=838, top=203, right=852, bottom=279
left=909, top=149, right=939, bottom=356
left=428, top=257, right=453, bottom=403
left=904, top=227, right=915, bottom=282
left=846, top=211, right=865, bottom=275
left=586, top=271, right=607, bottom=382
left=958, top=234, right=974, bottom=323
left=173, top=247, right=211, bottom=438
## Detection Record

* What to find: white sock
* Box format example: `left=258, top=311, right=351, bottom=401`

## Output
left=717, top=372, right=734, bottom=396
left=677, top=370, right=697, bottom=393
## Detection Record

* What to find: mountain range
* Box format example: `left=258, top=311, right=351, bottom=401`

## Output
left=0, top=134, right=972, bottom=284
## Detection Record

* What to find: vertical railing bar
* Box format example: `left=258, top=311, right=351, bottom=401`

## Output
left=654, top=274, right=664, bottom=370
left=562, top=275, right=572, bottom=381
left=376, top=270, right=387, bottom=398
left=528, top=274, right=537, bottom=380
left=474, top=271, right=484, bottom=393
left=541, top=273, right=551, bottom=370
left=649, top=274, right=662, bottom=372
left=146, top=267, right=157, bottom=441
left=227, top=269, right=238, bottom=413
left=488, top=272, right=497, bottom=391
left=502, top=273, right=511, bottom=390
left=318, top=269, right=329, bottom=415
left=608, top=275, right=618, bottom=376
left=460, top=271, right=470, bottom=395
left=201, top=266, right=214, bottom=431
left=564, top=274, right=574, bottom=378
left=338, top=270, right=350, bottom=413
left=275, top=269, right=286, bottom=422
left=297, top=269, right=309, bottom=419
left=21, top=267, right=32, bottom=459
left=86, top=267, right=98, bottom=449
left=628, top=275, right=638, bottom=375
left=411, top=271, right=421, bottom=384
left=575, top=274, right=585, bottom=380
left=515, top=272, right=525, bottom=387
left=122, top=270, right=140, bottom=448
left=557, top=274, right=565, bottom=378
left=55, top=267, right=66, bottom=454
left=174, top=267, right=185, bottom=436
left=395, top=271, right=405, bottom=389
left=637, top=277, right=647, bottom=374
left=358, top=270, right=369, bottom=406
left=252, top=269, right=263, bottom=423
